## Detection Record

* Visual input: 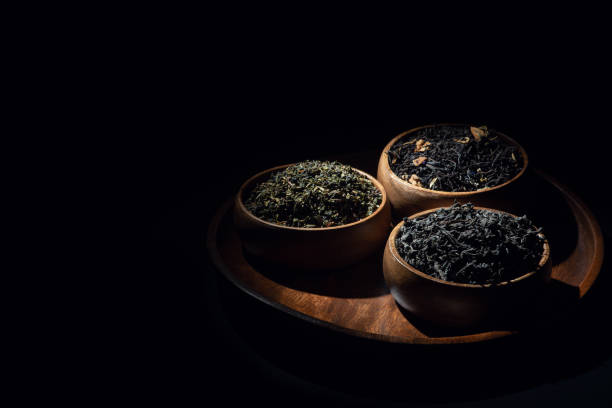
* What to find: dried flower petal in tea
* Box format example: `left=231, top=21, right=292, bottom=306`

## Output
left=387, top=125, right=523, bottom=192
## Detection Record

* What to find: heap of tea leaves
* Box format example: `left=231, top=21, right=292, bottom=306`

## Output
left=396, top=203, right=545, bottom=285
left=245, top=160, right=382, bottom=228
left=387, top=125, right=523, bottom=192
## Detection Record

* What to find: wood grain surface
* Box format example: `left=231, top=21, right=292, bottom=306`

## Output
left=206, top=152, right=604, bottom=344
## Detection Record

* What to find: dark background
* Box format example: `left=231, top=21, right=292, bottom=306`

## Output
left=24, top=10, right=612, bottom=406
left=133, top=49, right=612, bottom=406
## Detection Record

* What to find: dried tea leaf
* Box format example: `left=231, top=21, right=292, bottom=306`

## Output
left=511, top=152, right=516, bottom=161
left=402, top=138, right=417, bottom=145
left=412, top=156, right=427, bottom=166
left=429, top=177, right=438, bottom=188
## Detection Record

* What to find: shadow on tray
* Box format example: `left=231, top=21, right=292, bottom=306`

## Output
left=243, top=249, right=389, bottom=299
left=215, top=241, right=609, bottom=404
left=515, top=170, right=578, bottom=267
left=394, top=276, right=581, bottom=338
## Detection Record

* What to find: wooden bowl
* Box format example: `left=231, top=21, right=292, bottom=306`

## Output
left=377, top=124, right=528, bottom=217
left=383, top=206, right=552, bottom=328
left=234, top=164, right=392, bottom=270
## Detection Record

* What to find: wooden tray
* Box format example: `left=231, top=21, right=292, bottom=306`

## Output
left=206, top=155, right=604, bottom=344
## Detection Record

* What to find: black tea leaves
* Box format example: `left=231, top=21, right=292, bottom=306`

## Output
left=395, top=203, right=545, bottom=285
left=387, top=125, right=523, bottom=192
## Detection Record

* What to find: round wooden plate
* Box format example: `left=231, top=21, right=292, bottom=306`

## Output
left=206, top=154, right=604, bottom=344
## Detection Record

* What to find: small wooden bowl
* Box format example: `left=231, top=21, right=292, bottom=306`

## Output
left=234, top=164, right=392, bottom=270
left=383, top=207, right=552, bottom=328
left=377, top=124, right=528, bottom=217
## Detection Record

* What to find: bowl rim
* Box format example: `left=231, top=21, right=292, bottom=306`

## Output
left=388, top=206, right=551, bottom=288
left=382, top=123, right=529, bottom=196
left=236, top=162, right=389, bottom=231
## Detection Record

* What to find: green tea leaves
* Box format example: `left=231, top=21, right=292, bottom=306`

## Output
left=245, top=161, right=382, bottom=228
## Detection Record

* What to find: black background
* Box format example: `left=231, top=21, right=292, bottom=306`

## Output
left=21, top=9, right=612, bottom=407
left=133, top=46, right=612, bottom=406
